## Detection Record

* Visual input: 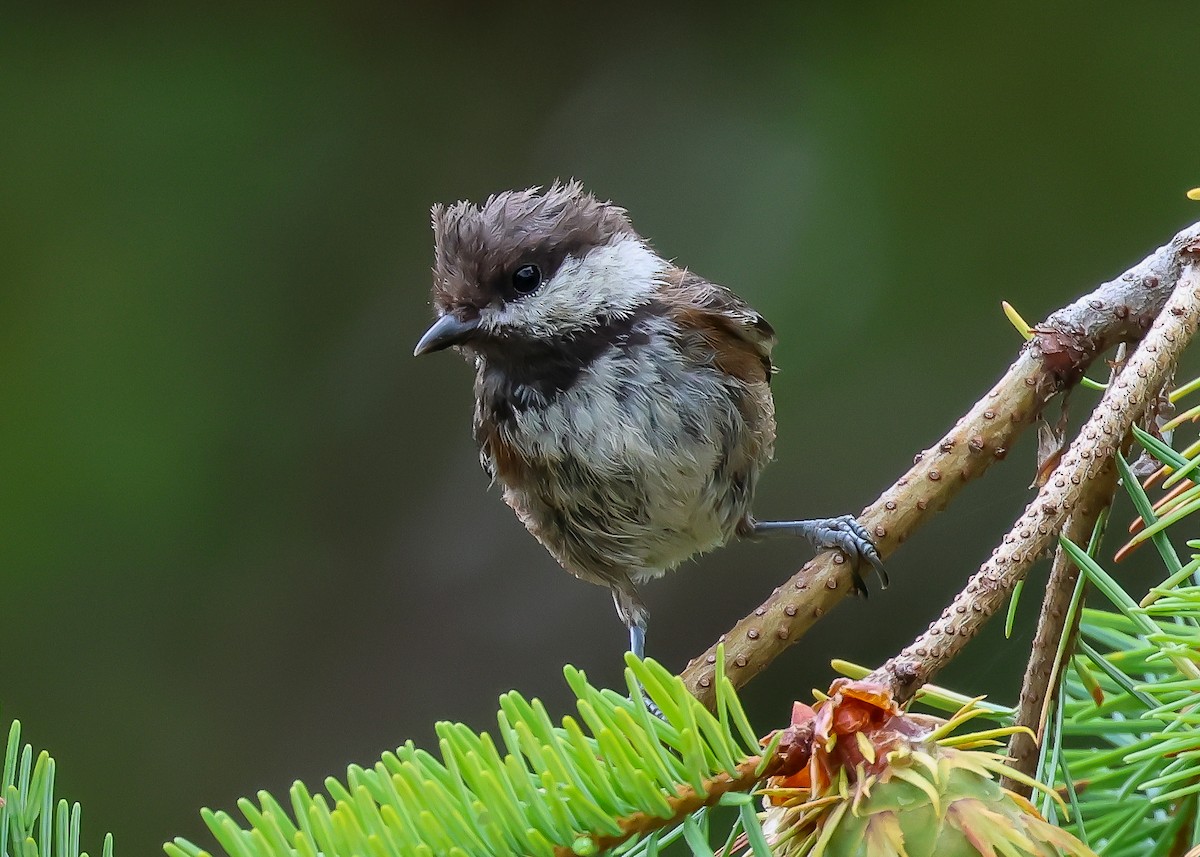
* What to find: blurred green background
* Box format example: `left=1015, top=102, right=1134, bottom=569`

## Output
left=3, top=2, right=1199, bottom=852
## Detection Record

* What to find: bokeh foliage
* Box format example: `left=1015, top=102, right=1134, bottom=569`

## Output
left=4, top=3, right=1200, bottom=853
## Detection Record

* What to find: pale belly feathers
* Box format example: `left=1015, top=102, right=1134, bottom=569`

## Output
left=480, top=342, right=764, bottom=584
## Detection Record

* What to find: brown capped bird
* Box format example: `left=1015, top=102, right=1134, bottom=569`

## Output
left=414, top=181, right=884, bottom=659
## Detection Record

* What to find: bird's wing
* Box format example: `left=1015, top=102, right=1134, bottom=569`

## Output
left=659, top=267, right=776, bottom=385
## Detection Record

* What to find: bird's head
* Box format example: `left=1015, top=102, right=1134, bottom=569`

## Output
left=413, top=181, right=665, bottom=358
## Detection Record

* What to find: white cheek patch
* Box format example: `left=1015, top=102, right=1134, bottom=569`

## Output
left=484, top=236, right=665, bottom=337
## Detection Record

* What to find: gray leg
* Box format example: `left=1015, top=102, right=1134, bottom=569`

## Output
left=629, top=623, right=647, bottom=661
left=612, top=584, right=650, bottom=656
left=748, top=514, right=887, bottom=596
left=611, top=584, right=663, bottom=717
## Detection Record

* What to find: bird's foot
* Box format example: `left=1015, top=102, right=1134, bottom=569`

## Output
left=639, top=687, right=665, bottom=720
left=750, top=515, right=887, bottom=597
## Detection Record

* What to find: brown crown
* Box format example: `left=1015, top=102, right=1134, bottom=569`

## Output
left=429, top=180, right=636, bottom=311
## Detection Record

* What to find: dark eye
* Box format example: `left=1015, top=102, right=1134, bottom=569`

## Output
left=511, top=264, right=542, bottom=295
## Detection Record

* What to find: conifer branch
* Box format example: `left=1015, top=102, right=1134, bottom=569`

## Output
left=872, top=259, right=1200, bottom=704
left=550, top=754, right=778, bottom=857
left=1002, top=459, right=1117, bottom=793
left=683, top=220, right=1200, bottom=708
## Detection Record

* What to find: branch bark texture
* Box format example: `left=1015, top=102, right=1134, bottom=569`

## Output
left=682, top=221, right=1200, bottom=708
left=870, top=261, right=1200, bottom=704
left=1002, top=459, right=1117, bottom=792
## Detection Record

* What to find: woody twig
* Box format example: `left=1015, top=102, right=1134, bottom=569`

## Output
left=682, top=221, right=1200, bottom=708
left=1001, top=460, right=1117, bottom=794
left=869, top=261, right=1200, bottom=703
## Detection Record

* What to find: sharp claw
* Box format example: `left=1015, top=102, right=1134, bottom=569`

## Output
left=820, top=513, right=888, bottom=595
left=750, top=514, right=887, bottom=595
left=849, top=564, right=870, bottom=598
left=866, top=550, right=889, bottom=589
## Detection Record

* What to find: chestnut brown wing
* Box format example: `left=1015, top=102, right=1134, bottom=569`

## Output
left=660, top=268, right=776, bottom=385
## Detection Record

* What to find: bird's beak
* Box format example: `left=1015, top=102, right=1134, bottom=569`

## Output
left=413, top=313, right=480, bottom=356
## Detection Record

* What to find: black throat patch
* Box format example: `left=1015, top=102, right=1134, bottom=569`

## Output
left=475, top=301, right=665, bottom=422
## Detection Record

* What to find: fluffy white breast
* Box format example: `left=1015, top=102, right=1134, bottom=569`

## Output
left=485, top=235, right=666, bottom=337
left=500, top=331, right=750, bottom=572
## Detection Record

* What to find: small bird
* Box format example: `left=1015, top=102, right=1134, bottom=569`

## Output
left=414, top=181, right=884, bottom=659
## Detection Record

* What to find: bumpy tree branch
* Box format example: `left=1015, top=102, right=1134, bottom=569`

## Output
left=682, top=221, right=1200, bottom=708
left=870, top=261, right=1200, bottom=704
left=1002, top=459, right=1118, bottom=792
